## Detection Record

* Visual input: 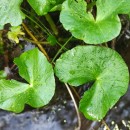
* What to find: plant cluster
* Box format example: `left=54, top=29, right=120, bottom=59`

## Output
left=0, top=0, right=129, bottom=121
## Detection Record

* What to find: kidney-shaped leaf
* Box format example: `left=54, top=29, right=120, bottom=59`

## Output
left=0, top=0, right=25, bottom=28
left=55, top=46, right=129, bottom=120
left=27, top=0, right=65, bottom=15
left=0, top=48, right=55, bottom=113
left=60, top=0, right=130, bottom=44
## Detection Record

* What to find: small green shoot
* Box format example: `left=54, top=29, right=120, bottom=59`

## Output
left=7, top=26, right=25, bottom=43
left=47, top=35, right=57, bottom=46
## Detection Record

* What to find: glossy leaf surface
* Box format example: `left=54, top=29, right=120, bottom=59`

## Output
left=27, top=0, right=65, bottom=15
left=60, top=0, right=130, bottom=44
left=0, top=48, right=55, bottom=112
left=0, top=0, right=25, bottom=28
left=55, top=46, right=129, bottom=120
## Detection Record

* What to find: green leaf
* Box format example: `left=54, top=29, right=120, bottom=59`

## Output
left=7, top=26, right=25, bottom=43
left=27, top=0, right=65, bottom=15
left=0, top=48, right=55, bottom=113
left=60, top=0, right=130, bottom=44
left=54, top=46, right=129, bottom=120
left=0, top=0, right=25, bottom=28
left=47, top=35, right=57, bottom=46
left=50, top=4, right=62, bottom=12
left=0, top=80, right=29, bottom=112
left=0, top=70, right=7, bottom=79
left=0, top=25, right=3, bottom=30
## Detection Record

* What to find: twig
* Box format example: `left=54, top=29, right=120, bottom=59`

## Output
left=71, top=87, right=80, bottom=101
left=22, top=37, right=49, bottom=45
left=10, top=64, right=16, bottom=70
left=23, top=37, right=68, bottom=50
left=102, top=120, right=110, bottom=130
left=65, top=83, right=81, bottom=130
left=22, top=23, right=50, bottom=60
left=111, top=38, right=116, bottom=50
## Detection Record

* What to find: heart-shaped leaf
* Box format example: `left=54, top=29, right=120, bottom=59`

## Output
left=27, top=0, right=65, bottom=15
left=0, top=48, right=55, bottom=113
left=54, top=46, right=129, bottom=120
left=0, top=0, right=25, bottom=28
left=60, top=0, right=130, bottom=44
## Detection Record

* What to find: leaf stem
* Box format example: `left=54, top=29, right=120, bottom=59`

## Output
left=22, top=23, right=50, bottom=60
left=71, top=87, right=80, bottom=101
left=51, top=36, right=73, bottom=63
left=45, top=14, right=58, bottom=36
left=102, top=120, right=110, bottom=130
left=65, top=83, right=81, bottom=130
left=22, top=37, right=49, bottom=45
left=21, top=7, right=51, bottom=35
